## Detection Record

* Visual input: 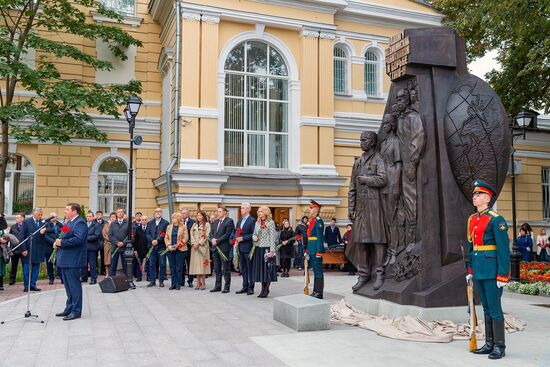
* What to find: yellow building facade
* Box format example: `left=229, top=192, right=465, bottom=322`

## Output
left=4, top=0, right=550, bottom=234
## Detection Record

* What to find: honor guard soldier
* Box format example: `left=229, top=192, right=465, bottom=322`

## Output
left=466, top=179, right=510, bottom=360
left=307, top=200, right=325, bottom=299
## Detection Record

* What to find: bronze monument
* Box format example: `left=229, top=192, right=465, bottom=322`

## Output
left=348, top=27, right=510, bottom=307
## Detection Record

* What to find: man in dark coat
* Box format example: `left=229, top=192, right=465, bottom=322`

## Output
left=133, top=215, right=149, bottom=282
left=45, top=213, right=63, bottom=284
left=146, top=208, right=169, bottom=287
left=108, top=208, right=129, bottom=276
left=181, top=208, right=195, bottom=287
left=20, top=208, right=48, bottom=292
left=234, top=202, right=256, bottom=295
left=324, top=218, right=343, bottom=249
left=82, top=212, right=101, bottom=284
left=54, top=203, right=88, bottom=321
left=210, top=207, right=235, bottom=293
left=8, top=213, right=25, bottom=285
left=347, top=131, right=389, bottom=292
left=294, top=216, right=308, bottom=270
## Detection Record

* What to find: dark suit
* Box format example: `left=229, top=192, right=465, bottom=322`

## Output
left=82, top=221, right=101, bottom=281
left=20, top=217, right=48, bottom=288
left=183, top=218, right=195, bottom=285
left=146, top=218, right=169, bottom=282
left=96, top=219, right=107, bottom=275
left=108, top=220, right=129, bottom=275
left=133, top=224, right=148, bottom=280
left=8, top=222, right=24, bottom=284
left=45, top=221, right=63, bottom=282
left=57, top=216, right=87, bottom=317
left=235, top=215, right=256, bottom=292
left=211, top=216, right=235, bottom=291
left=324, top=225, right=343, bottom=248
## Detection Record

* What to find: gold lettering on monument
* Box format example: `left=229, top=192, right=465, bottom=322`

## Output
left=385, top=32, right=410, bottom=80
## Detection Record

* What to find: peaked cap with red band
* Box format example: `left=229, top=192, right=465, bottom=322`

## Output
left=472, top=179, right=496, bottom=198
left=310, top=200, right=321, bottom=208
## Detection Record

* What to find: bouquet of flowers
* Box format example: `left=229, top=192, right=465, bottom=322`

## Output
left=275, top=235, right=301, bottom=252
left=214, top=244, right=228, bottom=262
left=160, top=239, right=185, bottom=256
left=141, top=231, right=166, bottom=273
left=232, top=227, right=242, bottom=268
left=49, top=225, right=70, bottom=266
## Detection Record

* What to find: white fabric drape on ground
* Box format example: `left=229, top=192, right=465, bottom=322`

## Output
left=330, top=300, right=525, bottom=343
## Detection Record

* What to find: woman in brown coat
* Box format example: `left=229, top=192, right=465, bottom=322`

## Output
left=102, top=212, right=116, bottom=277
left=164, top=212, right=188, bottom=290
left=189, top=210, right=211, bottom=290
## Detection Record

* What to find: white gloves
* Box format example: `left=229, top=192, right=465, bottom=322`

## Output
left=465, top=274, right=473, bottom=282
left=526, top=247, right=531, bottom=252
left=497, top=281, right=507, bottom=288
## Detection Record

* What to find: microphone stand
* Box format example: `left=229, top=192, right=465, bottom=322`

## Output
left=1, top=221, right=51, bottom=325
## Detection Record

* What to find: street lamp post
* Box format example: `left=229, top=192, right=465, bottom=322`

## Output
left=123, top=96, right=142, bottom=289
left=509, top=110, right=534, bottom=281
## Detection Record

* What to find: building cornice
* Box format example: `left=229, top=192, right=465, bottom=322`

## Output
left=300, top=116, right=336, bottom=127
left=180, top=2, right=337, bottom=32
left=157, top=193, right=342, bottom=206
left=336, top=1, right=444, bottom=28
left=7, top=138, right=159, bottom=150
left=334, top=112, right=382, bottom=132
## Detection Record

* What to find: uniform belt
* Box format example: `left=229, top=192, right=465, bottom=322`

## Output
left=473, top=245, right=497, bottom=251
left=308, top=237, right=317, bottom=240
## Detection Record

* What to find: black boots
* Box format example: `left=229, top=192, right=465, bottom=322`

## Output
left=258, top=282, right=270, bottom=298
left=473, top=317, right=494, bottom=354
left=310, top=278, right=324, bottom=299
left=488, top=319, right=506, bottom=360
left=0, top=276, right=4, bottom=291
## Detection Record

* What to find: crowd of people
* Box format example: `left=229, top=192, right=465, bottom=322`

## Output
left=0, top=203, right=354, bottom=296
left=517, top=222, right=549, bottom=262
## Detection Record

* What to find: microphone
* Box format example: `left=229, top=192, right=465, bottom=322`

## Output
left=43, top=215, right=56, bottom=222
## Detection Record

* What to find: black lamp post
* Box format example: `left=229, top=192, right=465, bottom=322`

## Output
left=123, top=96, right=142, bottom=289
left=509, top=110, right=535, bottom=281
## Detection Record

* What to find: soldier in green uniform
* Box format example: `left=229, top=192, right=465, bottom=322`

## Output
left=307, top=200, right=325, bottom=299
left=466, top=179, right=510, bottom=360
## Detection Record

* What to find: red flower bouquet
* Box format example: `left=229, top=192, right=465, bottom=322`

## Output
left=49, top=225, right=70, bottom=265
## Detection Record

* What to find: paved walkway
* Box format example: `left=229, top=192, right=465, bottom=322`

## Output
left=0, top=273, right=548, bottom=367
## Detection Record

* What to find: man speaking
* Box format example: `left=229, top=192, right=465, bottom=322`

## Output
left=54, top=203, right=88, bottom=321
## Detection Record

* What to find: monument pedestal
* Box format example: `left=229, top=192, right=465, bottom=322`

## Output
left=345, top=293, right=481, bottom=324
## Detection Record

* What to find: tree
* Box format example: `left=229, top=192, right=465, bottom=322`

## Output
left=431, top=0, right=550, bottom=115
left=0, top=0, right=142, bottom=213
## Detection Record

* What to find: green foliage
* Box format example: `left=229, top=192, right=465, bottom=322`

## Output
left=430, top=0, right=550, bottom=115
left=0, top=0, right=143, bottom=211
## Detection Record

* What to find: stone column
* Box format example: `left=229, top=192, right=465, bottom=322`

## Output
left=299, top=28, right=319, bottom=165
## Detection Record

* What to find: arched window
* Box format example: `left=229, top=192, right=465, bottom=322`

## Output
left=333, top=45, right=348, bottom=94
left=224, top=41, right=289, bottom=169
left=364, top=49, right=379, bottom=96
left=3, top=154, right=34, bottom=215
left=97, top=157, right=128, bottom=214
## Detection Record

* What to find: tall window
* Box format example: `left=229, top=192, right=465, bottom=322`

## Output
left=97, top=158, right=128, bottom=214
left=364, top=49, right=379, bottom=96
left=101, top=0, right=136, bottom=16
left=3, top=154, right=34, bottom=215
left=224, top=41, right=289, bottom=169
left=543, top=167, right=550, bottom=219
left=333, top=46, right=347, bottom=94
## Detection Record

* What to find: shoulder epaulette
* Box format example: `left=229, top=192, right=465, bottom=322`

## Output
left=316, top=216, right=321, bottom=220
left=488, top=210, right=499, bottom=217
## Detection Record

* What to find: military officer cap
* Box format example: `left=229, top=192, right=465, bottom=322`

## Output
left=472, top=179, right=496, bottom=198
left=310, top=200, right=322, bottom=208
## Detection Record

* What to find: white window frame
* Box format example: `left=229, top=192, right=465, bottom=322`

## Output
left=333, top=44, right=351, bottom=96
left=100, top=0, right=136, bottom=17
left=3, top=154, right=35, bottom=216
left=362, top=44, right=384, bottom=98
left=89, top=150, right=134, bottom=213
left=224, top=41, right=289, bottom=169
left=218, top=31, right=300, bottom=174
